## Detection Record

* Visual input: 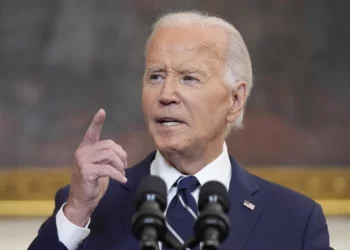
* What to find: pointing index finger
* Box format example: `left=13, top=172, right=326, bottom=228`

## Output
left=81, top=109, right=106, bottom=146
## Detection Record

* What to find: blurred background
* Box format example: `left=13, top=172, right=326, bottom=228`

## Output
left=0, top=0, right=349, bottom=249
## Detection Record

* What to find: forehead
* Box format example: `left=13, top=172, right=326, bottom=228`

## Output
left=146, top=26, right=228, bottom=67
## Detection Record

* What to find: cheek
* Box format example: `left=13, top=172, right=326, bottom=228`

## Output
left=194, top=93, right=229, bottom=130
left=142, top=87, right=155, bottom=113
left=142, top=90, right=153, bottom=124
left=142, top=87, right=162, bottom=130
left=184, top=98, right=212, bottom=132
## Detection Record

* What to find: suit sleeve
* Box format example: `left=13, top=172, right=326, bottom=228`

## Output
left=27, top=186, right=80, bottom=250
left=302, top=203, right=334, bottom=250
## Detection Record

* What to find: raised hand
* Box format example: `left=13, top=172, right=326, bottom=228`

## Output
left=64, top=109, right=128, bottom=226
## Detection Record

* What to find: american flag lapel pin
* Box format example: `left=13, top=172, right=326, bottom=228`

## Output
left=243, top=200, right=255, bottom=211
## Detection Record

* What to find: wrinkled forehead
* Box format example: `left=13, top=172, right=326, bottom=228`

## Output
left=145, top=26, right=228, bottom=66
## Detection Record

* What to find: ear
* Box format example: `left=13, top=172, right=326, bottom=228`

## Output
left=226, top=81, right=248, bottom=123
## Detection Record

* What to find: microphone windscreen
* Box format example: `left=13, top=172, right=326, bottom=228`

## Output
left=198, top=181, right=230, bottom=213
left=135, top=175, right=167, bottom=211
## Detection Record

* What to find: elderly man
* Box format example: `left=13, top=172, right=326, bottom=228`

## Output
left=28, top=11, right=332, bottom=250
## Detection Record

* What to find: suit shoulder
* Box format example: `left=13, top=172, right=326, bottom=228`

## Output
left=253, top=174, right=316, bottom=212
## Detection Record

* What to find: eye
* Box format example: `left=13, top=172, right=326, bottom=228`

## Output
left=149, top=74, right=164, bottom=84
left=181, top=75, right=199, bottom=84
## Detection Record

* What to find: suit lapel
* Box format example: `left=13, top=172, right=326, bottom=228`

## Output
left=113, top=152, right=156, bottom=250
left=221, top=157, right=264, bottom=250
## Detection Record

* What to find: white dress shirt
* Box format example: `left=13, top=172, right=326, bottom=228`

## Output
left=56, top=143, right=232, bottom=250
left=150, top=142, right=231, bottom=207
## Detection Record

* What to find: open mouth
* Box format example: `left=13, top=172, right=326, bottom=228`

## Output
left=156, top=118, right=185, bottom=127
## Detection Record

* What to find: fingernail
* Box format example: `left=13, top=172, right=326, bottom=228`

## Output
left=123, top=177, right=128, bottom=183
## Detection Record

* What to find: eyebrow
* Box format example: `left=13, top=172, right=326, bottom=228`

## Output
left=177, top=68, right=207, bottom=76
left=145, top=66, right=165, bottom=74
left=146, top=65, right=207, bottom=77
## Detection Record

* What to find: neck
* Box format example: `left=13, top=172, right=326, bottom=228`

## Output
left=160, top=140, right=225, bottom=175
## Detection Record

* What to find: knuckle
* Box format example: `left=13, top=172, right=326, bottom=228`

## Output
left=85, top=129, right=95, bottom=139
left=74, top=148, right=83, bottom=158
left=115, top=160, right=124, bottom=169
left=115, top=144, right=123, bottom=151
left=106, top=148, right=114, bottom=155
left=123, top=151, right=128, bottom=159
left=120, top=151, right=127, bottom=162
left=106, top=139, right=115, bottom=147
left=74, top=146, right=89, bottom=158
left=74, top=155, right=84, bottom=166
left=104, top=149, right=114, bottom=159
left=106, top=140, right=120, bottom=150
left=116, top=145, right=127, bottom=159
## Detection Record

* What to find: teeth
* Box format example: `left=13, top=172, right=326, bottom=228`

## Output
left=162, top=121, right=181, bottom=126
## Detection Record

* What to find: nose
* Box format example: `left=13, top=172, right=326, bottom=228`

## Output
left=159, top=78, right=180, bottom=106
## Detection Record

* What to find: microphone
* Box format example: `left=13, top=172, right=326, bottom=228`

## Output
left=132, top=175, right=181, bottom=250
left=193, top=181, right=230, bottom=250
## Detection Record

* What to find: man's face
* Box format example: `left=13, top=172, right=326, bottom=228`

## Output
left=142, top=26, right=237, bottom=154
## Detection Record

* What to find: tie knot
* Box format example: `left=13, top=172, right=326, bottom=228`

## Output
left=176, top=176, right=200, bottom=193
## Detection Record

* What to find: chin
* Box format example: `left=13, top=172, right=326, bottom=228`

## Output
left=153, top=134, right=189, bottom=155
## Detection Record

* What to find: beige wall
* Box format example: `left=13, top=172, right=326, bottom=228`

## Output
left=0, top=216, right=348, bottom=250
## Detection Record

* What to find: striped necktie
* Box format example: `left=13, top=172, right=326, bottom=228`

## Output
left=164, top=176, right=200, bottom=250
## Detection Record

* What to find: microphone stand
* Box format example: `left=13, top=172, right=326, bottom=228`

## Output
left=139, top=226, right=160, bottom=250
left=139, top=230, right=183, bottom=250
left=201, top=227, right=220, bottom=250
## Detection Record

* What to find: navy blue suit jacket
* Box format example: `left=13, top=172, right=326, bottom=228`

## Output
left=28, top=152, right=333, bottom=250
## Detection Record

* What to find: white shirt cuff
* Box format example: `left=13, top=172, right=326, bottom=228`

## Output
left=56, top=202, right=91, bottom=250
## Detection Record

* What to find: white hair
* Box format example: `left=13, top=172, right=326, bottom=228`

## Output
left=145, top=11, right=253, bottom=136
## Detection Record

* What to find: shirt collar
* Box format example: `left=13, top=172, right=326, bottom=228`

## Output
left=150, top=142, right=231, bottom=192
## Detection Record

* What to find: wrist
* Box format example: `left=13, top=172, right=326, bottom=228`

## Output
left=63, top=201, right=92, bottom=227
